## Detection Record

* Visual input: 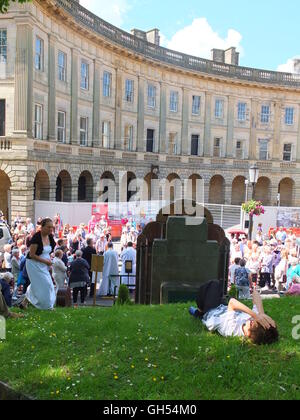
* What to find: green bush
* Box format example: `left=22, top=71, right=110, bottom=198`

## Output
left=228, top=284, right=239, bottom=299
left=116, top=284, right=132, bottom=306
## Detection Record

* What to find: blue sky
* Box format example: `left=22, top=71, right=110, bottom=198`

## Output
left=81, top=0, right=300, bottom=72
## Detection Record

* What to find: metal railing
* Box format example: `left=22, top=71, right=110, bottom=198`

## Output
left=205, top=204, right=242, bottom=230
left=54, top=0, right=300, bottom=87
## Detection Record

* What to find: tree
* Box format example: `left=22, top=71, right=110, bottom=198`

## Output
left=0, top=0, right=31, bottom=13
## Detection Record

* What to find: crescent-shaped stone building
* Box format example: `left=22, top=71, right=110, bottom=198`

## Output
left=0, top=0, right=300, bottom=222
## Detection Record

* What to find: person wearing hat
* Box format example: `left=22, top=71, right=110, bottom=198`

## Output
left=96, top=233, right=107, bottom=255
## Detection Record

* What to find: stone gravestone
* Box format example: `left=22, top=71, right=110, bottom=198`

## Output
left=150, top=217, right=222, bottom=304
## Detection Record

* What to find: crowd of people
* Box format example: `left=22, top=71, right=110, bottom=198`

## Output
left=228, top=225, right=300, bottom=299
left=0, top=212, right=138, bottom=312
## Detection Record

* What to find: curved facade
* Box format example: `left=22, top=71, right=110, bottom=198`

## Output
left=1, top=0, right=300, bottom=222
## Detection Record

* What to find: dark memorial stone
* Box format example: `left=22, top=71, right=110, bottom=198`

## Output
left=136, top=205, right=230, bottom=305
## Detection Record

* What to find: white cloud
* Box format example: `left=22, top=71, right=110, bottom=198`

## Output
left=277, top=57, right=300, bottom=73
left=80, top=0, right=131, bottom=27
left=164, top=18, right=243, bottom=59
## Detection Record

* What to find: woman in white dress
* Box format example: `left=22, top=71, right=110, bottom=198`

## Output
left=25, top=218, right=57, bottom=310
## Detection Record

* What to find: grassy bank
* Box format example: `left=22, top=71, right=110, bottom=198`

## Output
left=0, top=298, right=300, bottom=400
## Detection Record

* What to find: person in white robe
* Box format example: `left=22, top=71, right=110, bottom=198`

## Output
left=98, top=243, right=119, bottom=296
left=120, top=242, right=136, bottom=288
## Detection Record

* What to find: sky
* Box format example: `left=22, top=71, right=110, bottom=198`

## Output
left=80, top=0, right=300, bottom=73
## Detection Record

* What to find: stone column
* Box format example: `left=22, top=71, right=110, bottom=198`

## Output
left=159, top=82, right=167, bottom=154
left=11, top=187, right=35, bottom=220
left=71, top=185, right=78, bottom=203
left=225, top=184, right=232, bottom=205
left=115, top=68, right=123, bottom=151
left=270, top=182, right=279, bottom=207
left=226, top=96, right=235, bottom=158
left=296, top=104, right=300, bottom=162
left=14, top=22, right=33, bottom=136
left=272, top=101, right=282, bottom=160
left=48, top=34, right=56, bottom=141
left=49, top=183, right=57, bottom=202
left=70, top=49, right=79, bottom=145
left=204, top=92, right=212, bottom=157
left=137, top=76, right=145, bottom=152
left=92, top=60, right=101, bottom=147
left=181, top=87, right=189, bottom=156
left=10, top=167, right=35, bottom=220
left=204, top=178, right=210, bottom=204
left=249, top=99, right=259, bottom=160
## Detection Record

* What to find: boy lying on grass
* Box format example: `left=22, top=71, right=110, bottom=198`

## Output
left=189, top=281, right=278, bottom=345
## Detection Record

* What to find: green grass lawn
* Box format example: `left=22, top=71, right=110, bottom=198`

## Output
left=1, top=297, right=300, bottom=400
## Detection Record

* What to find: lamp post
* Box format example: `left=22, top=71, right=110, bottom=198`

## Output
left=248, top=164, right=259, bottom=241
left=242, top=180, right=249, bottom=231
left=245, top=179, right=249, bottom=203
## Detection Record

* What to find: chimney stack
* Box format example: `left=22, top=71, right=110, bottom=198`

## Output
left=211, top=47, right=239, bottom=66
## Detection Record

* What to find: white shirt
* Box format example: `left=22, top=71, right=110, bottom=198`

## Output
left=203, top=305, right=259, bottom=338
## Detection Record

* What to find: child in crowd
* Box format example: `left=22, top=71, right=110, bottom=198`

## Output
left=229, top=258, right=241, bottom=285
left=234, top=259, right=251, bottom=300
left=246, top=254, right=260, bottom=288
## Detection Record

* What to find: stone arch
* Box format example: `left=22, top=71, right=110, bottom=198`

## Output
left=144, top=172, right=159, bottom=201
left=126, top=171, right=137, bottom=202
left=78, top=171, right=94, bottom=202
left=232, top=176, right=246, bottom=205
left=209, top=175, right=225, bottom=205
left=166, top=173, right=182, bottom=203
left=99, top=171, right=116, bottom=203
left=254, top=177, right=271, bottom=206
left=278, top=178, right=295, bottom=207
left=118, top=171, right=137, bottom=202
left=0, top=170, right=11, bottom=222
left=34, top=170, right=50, bottom=201
left=56, top=170, right=72, bottom=202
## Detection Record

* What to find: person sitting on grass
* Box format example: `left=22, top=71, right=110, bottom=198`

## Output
left=189, top=280, right=278, bottom=345
left=0, top=283, right=24, bottom=319
left=0, top=272, right=14, bottom=307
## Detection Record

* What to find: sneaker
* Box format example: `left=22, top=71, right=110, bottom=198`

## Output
left=189, top=307, right=202, bottom=319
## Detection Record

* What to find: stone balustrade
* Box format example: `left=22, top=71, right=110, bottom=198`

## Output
left=54, top=0, right=300, bottom=88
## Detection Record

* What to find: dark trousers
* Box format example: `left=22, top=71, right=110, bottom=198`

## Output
left=23, top=277, right=31, bottom=294
left=89, top=283, right=95, bottom=297
left=73, top=287, right=87, bottom=304
left=196, top=280, right=224, bottom=315
left=260, top=273, right=271, bottom=288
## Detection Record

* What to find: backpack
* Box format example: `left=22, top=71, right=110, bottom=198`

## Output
left=235, top=267, right=249, bottom=287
